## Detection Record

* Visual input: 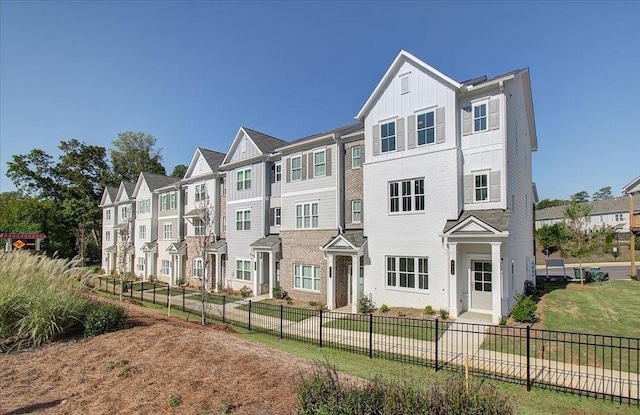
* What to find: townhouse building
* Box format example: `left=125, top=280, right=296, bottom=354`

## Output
left=181, top=147, right=226, bottom=289
left=155, top=180, right=184, bottom=285
left=356, top=50, right=537, bottom=323
left=99, top=186, right=119, bottom=273
left=219, top=127, right=288, bottom=296
left=102, top=181, right=137, bottom=275
left=131, top=172, right=180, bottom=280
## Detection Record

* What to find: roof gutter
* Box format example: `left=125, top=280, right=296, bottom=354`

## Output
left=459, top=74, right=515, bottom=94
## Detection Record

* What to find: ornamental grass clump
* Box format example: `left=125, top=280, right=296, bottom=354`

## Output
left=0, top=250, right=97, bottom=350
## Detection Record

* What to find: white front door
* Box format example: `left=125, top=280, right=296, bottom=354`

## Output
left=471, top=260, right=493, bottom=311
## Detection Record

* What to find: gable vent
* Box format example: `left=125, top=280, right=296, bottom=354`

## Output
left=401, top=75, right=410, bottom=94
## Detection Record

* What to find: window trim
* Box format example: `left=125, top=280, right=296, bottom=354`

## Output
left=351, top=200, right=362, bottom=223
left=138, top=225, right=146, bottom=240
left=385, top=256, right=429, bottom=292
left=161, top=259, right=171, bottom=276
left=275, top=163, right=282, bottom=182
left=163, top=223, right=173, bottom=240
left=236, top=168, right=252, bottom=191
left=380, top=121, right=396, bottom=153
left=473, top=102, right=488, bottom=133
left=474, top=173, right=489, bottom=202
left=192, top=258, right=204, bottom=278
left=169, top=192, right=176, bottom=210
left=351, top=146, right=361, bottom=169
left=293, top=264, right=321, bottom=292
left=160, top=194, right=168, bottom=211
left=291, top=156, right=302, bottom=181
left=416, top=110, right=436, bottom=145
left=274, top=207, right=281, bottom=226
left=236, top=209, right=251, bottom=231
left=295, top=202, right=319, bottom=229
left=313, top=150, right=326, bottom=177
left=388, top=178, right=425, bottom=214
left=105, top=209, right=111, bottom=220
left=105, top=230, right=111, bottom=242
left=195, top=183, right=206, bottom=202
left=193, top=218, right=205, bottom=236
left=235, top=259, right=251, bottom=281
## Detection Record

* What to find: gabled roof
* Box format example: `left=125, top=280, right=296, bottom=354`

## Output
left=221, top=127, right=287, bottom=167
left=356, top=49, right=461, bottom=120
left=250, top=235, right=281, bottom=249
left=277, top=122, right=363, bottom=152
left=133, top=172, right=180, bottom=197
left=184, top=147, right=226, bottom=180
left=99, top=186, right=119, bottom=207
left=322, top=230, right=367, bottom=252
left=622, top=175, right=640, bottom=195
left=536, top=197, right=640, bottom=221
left=114, top=181, right=136, bottom=203
left=443, top=210, right=511, bottom=235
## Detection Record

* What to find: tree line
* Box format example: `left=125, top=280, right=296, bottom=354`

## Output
left=536, top=186, right=615, bottom=210
left=1, top=132, right=187, bottom=262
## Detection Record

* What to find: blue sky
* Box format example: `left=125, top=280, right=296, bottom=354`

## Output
left=1, top=1, right=638, bottom=200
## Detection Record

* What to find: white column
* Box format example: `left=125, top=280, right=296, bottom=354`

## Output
left=268, top=252, right=275, bottom=299
left=448, top=242, right=458, bottom=317
left=214, top=253, right=221, bottom=292
left=491, top=242, right=503, bottom=324
left=252, top=254, right=259, bottom=296
left=351, top=255, right=359, bottom=314
left=326, top=254, right=335, bottom=310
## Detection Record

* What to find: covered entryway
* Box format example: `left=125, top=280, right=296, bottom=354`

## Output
left=321, top=230, right=367, bottom=312
left=209, top=239, right=227, bottom=292
left=249, top=235, right=281, bottom=298
left=442, top=210, right=509, bottom=324
left=167, top=241, right=187, bottom=286
left=141, top=241, right=158, bottom=281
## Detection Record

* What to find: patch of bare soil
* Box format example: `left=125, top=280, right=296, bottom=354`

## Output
left=0, top=302, right=318, bottom=414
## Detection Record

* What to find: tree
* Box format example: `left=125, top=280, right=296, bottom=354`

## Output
left=592, top=186, right=613, bottom=201
left=536, top=223, right=566, bottom=257
left=110, top=131, right=165, bottom=183
left=171, top=164, right=188, bottom=179
left=116, top=206, right=134, bottom=301
left=561, top=202, right=611, bottom=285
left=536, top=198, right=568, bottom=210
left=570, top=191, right=590, bottom=203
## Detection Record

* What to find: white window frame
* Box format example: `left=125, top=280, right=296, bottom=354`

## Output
left=236, top=209, right=251, bottom=231
left=137, top=257, right=145, bottom=272
left=105, top=230, right=111, bottom=242
left=294, top=264, right=320, bottom=292
left=193, top=218, right=205, bottom=236
left=105, top=209, right=111, bottom=220
left=389, top=178, right=425, bottom=213
left=474, top=173, right=489, bottom=202
left=473, top=102, right=488, bottom=132
left=380, top=121, right=396, bottom=153
left=138, top=225, right=146, bottom=240
left=236, top=168, right=252, bottom=191
left=163, top=223, right=173, bottom=239
left=222, top=215, right=226, bottom=232
left=351, top=200, right=362, bottom=223
left=295, top=202, right=319, bottom=229
left=169, top=192, right=176, bottom=209
left=145, top=198, right=150, bottom=213
left=291, top=156, right=302, bottom=181
left=236, top=259, right=251, bottom=281
left=161, top=194, right=168, bottom=211
left=314, top=150, right=326, bottom=177
left=121, top=206, right=128, bottom=219
left=385, top=256, right=429, bottom=291
left=417, top=110, right=436, bottom=145
left=275, top=207, right=281, bottom=226
left=195, top=183, right=206, bottom=202
left=275, top=163, right=282, bottom=182
left=161, top=260, right=171, bottom=276
left=351, top=146, right=361, bottom=169
left=193, top=258, right=204, bottom=278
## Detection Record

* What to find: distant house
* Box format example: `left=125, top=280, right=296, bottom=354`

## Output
left=535, top=197, right=640, bottom=240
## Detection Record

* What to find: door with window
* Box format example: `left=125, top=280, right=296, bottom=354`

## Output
left=471, top=260, right=492, bottom=311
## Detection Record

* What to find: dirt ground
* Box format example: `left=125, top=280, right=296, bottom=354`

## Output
left=0, top=301, right=321, bottom=414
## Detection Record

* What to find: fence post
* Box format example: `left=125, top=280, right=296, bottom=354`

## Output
left=166, top=285, right=170, bottom=308
left=369, top=313, right=373, bottom=359
left=319, top=309, right=323, bottom=348
left=248, top=300, right=252, bottom=331
left=141, top=281, right=144, bottom=302
left=113, top=278, right=116, bottom=296
left=280, top=305, right=284, bottom=340
left=526, top=325, right=531, bottom=391
left=153, top=283, right=156, bottom=304
left=130, top=282, right=133, bottom=299
left=182, top=288, right=186, bottom=312
left=222, top=296, right=226, bottom=324
left=435, top=319, right=439, bottom=372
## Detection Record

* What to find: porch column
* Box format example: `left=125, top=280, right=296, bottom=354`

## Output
left=214, top=253, right=221, bottom=292
left=252, top=254, right=259, bottom=297
left=448, top=242, right=458, bottom=318
left=326, top=254, right=335, bottom=310
left=351, top=254, right=359, bottom=314
left=491, top=242, right=503, bottom=324
left=268, top=252, right=275, bottom=299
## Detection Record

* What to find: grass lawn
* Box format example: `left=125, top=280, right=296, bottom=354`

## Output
left=236, top=302, right=315, bottom=322
left=185, top=292, right=243, bottom=305
left=481, top=280, right=640, bottom=371
left=323, top=314, right=447, bottom=342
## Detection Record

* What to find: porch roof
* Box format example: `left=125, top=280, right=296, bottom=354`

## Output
left=443, top=209, right=510, bottom=234
left=104, top=245, right=118, bottom=253
left=141, top=241, right=158, bottom=253
left=322, top=230, right=367, bottom=252
left=167, top=241, right=186, bottom=254
left=250, top=235, right=281, bottom=250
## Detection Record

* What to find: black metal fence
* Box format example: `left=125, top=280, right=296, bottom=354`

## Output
left=93, top=277, right=639, bottom=407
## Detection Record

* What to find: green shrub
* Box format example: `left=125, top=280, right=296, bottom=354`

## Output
left=297, top=362, right=516, bottom=414
left=379, top=304, right=389, bottom=313
left=424, top=305, right=434, bottom=316
left=167, top=394, right=181, bottom=408
left=510, top=293, right=537, bottom=323
left=83, top=303, right=127, bottom=337
left=239, top=285, right=253, bottom=298
left=439, top=308, right=449, bottom=320
left=499, top=317, right=508, bottom=326
left=357, top=296, right=373, bottom=314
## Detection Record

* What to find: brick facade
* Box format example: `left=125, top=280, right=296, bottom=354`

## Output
left=185, top=235, right=215, bottom=287
left=279, top=229, right=337, bottom=305
left=344, top=140, right=364, bottom=230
